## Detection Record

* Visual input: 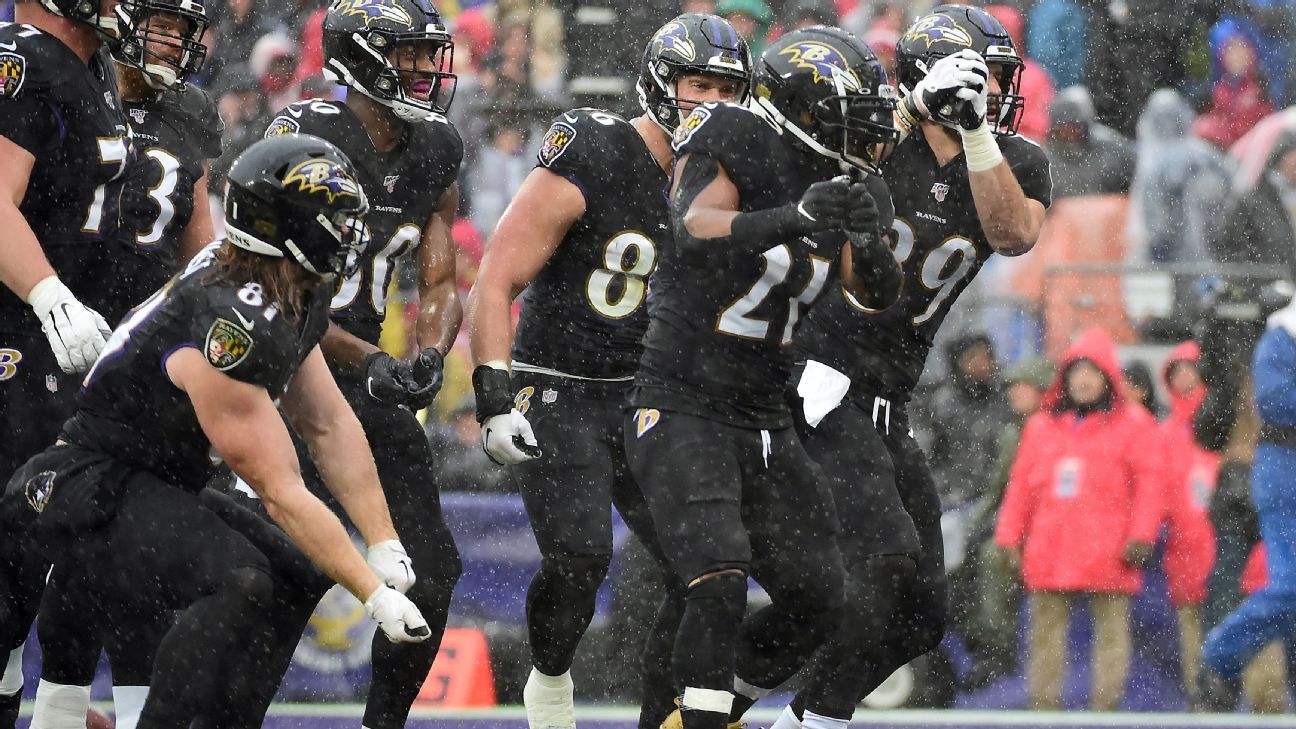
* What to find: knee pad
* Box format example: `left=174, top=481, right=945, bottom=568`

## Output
left=686, top=572, right=748, bottom=621
left=542, top=553, right=612, bottom=592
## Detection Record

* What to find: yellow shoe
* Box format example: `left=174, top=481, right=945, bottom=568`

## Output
left=657, top=703, right=744, bottom=729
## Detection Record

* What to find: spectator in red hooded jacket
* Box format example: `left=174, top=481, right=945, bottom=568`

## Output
left=1156, top=341, right=1219, bottom=706
left=1194, top=31, right=1275, bottom=150
left=995, top=328, right=1164, bottom=711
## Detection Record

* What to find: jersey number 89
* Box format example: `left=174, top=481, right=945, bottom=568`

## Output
left=585, top=231, right=657, bottom=319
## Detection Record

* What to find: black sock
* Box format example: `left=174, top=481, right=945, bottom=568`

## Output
left=526, top=554, right=610, bottom=676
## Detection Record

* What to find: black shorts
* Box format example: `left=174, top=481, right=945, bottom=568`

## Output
left=792, top=379, right=922, bottom=561
left=0, top=331, right=80, bottom=482
left=624, top=407, right=840, bottom=587
left=509, top=372, right=665, bottom=566
left=302, top=375, right=461, bottom=586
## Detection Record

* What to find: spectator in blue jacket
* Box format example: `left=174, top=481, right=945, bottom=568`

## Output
left=1201, top=290, right=1296, bottom=708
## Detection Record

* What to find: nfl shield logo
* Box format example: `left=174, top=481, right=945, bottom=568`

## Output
left=129, top=108, right=148, bottom=125
left=542, top=388, right=558, bottom=403
left=930, top=182, right=950, bottom=202
left=384, top=175, right=400, bottom=193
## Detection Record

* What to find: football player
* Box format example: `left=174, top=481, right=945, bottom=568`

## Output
left=729, top=6, right=1052, bottom=729
left=0, top=0, right=130, bottom=723
left=23, top=2, right=220, bottom=725
left=202, top=2, right=465, bottom=727
left=1, top=133, right=429, bottom=729
left=627, top=26, right=902, bottom=729
left=465, top=14, right=751, bottom=729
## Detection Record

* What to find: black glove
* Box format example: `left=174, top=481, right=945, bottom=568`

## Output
left=365, top=352, right=414, bottom=406
left=794, top=178, right=851, bottom=232
left=403, top=348, right=444, bottom=410
left=845, top=182, right=881, bottom=238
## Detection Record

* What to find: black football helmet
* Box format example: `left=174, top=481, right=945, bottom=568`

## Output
left=636, top=13, right=753, bottom=133
left=896, top=4, right=1024, bottom=136
left=224, top=134, right=371, bottom=281
left=40, top=0, right=110, bottom=32
left=110, top=0, right=209, bottom=89
left=752, top=26, right=898, bottom=173
left=323, top=0, right=456, bottom=122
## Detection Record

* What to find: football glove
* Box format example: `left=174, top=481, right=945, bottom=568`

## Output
left=899, top=49, right=989, bottom=126
left=403, top=347, right=444, bottom=411
left=481, top=409, right=542, bottom=465
left=951, top=51, right=991, bottom=131
left=794, top=177, right=852, bottom=233
left=366, top=539, right=415, bottom=593
left=365, top=351, right=414, bottom=406
left=364, top=585, right=431, bottom=643
left=844, top=182, right=881, bottom=237
left=27, top=275, right=112, bottom=374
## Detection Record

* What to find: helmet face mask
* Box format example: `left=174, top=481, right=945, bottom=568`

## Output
left=111, top=0, right=209, bottom=90
left=224, top=135, right=372, bottom=282
left=324, top=0, right=457, bottom=123
left=898, top=5, right=1026, bottom=136
left=754, top=28, right=899, bottom=174
left=637, top=13, right=753, bottom=133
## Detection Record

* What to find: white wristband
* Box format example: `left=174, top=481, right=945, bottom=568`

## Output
left=25, top=275, right=68, bottom=316
left=961, top=122, right=1003, bottom=172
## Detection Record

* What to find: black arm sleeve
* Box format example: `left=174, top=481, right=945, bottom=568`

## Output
left=847, top=174, right=901, bottom=311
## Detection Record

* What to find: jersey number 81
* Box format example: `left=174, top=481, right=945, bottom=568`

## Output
left=585, top=230, right=657, bottom=319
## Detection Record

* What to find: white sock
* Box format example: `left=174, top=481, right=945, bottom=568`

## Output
left=523, top=668, right=574, bottom=729
left=770, top=705, right=803, bottom=729
left=802, top=709, right=849, bottom=729
left=527, top=667, right=572, bottom=690
left=31, top=680, right=91, bottom=729
left=0, top=644, right=23, bottom=696
left=112, top=685, right=149, bottom=729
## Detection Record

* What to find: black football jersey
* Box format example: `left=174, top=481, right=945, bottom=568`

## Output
left=629, top=102, right=849, bottom=429
left=264, top=99, right=463, bottom=345
left=62, top=243, right=331, bottom=490
left=0, top=23, right=131, bottom=333
left=99, top=83, right=223, bottom=323
left=795, top=130, right=1052, bottom=400
left=510, top=109, right=670, bottom=380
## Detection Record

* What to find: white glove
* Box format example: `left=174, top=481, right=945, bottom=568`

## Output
left=950, top=51, right=990, bottom=130
left=364, top=585, right=431, bottom=643
left=902, top=49, right=990, bottom=124
left=26, top=275, right=112, bottom=374
left=481, top=408, right=541, bottom=465
left=367, top=540, right=415, bottom=593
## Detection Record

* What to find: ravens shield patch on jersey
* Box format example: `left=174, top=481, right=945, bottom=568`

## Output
left=205, top=318, right=254, bottom=371
left=24, top=471, right=56, bottom=514
left=539, top=121, right=577, bottom=167
left=672, top=106, right=711, bottom=150
left=0, top=51, right=27, bottom=99
left=266, top=115, right=301, bottom=137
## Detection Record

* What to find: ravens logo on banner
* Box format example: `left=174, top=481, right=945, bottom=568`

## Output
left=0, top=52, right=27, bottom=99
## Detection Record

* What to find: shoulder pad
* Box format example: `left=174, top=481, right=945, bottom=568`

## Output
left=0, top=24, right=78, bottom=99
left=189, top=283, right=297, bottom=387
left=173, top=84, right=223, bottom=159
left=265, top=99, right=346, bottom=139
left=1001, top=135, right=1053, bottom=208
left=412, top=117, right=464, bottom=180
left=536, top=107, right=628, bottom=171
left=672, top=102, right=768, bottom=155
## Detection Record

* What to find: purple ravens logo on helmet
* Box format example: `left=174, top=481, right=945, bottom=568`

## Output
left=283, top=159, right=363, bottom=204
left=778, top=42, right=862, bottom=91
left=653, top=21, right=697, bottom=63
left=333, top=0, right=414, bottom=28
left=905, top=15, right=973, bottom=49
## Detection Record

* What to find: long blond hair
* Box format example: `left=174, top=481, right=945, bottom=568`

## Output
left=200, top=241, right=316, bottom=321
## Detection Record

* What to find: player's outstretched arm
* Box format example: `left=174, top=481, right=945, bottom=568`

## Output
left=466, top=167, right=583, bottom=368
left=169, top=346, right=430, bottom=642
left=415, top=182, right=463, bottom=357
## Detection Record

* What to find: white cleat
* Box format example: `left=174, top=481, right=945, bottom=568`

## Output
left=523, top=667, right=576, bottom=729
left=770, top=705, right=804, bottom=729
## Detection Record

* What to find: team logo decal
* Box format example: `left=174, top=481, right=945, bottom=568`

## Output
left=538, top=121, right=577, bottom=167
left=0, top=347, right=21, bottom=381
left=930, top=182, right=949, bottom=202
left=514, top=386, right=535, bottom=415
left=45, top=374, right=58, bottom=393
left=24, top=471, right=56, bottom=514
left=283, top=159, right=362, bottom=204
left=671, top=105, right=711, bottom=150
left=905, top=15, right=973, bottom=49
left=635, top=408, right=661, bottom=438
left=652, top=21, right=696, bottom=63
left=333, top=0, right=414, bottom=27
left=205, top=318, right=254, bottom=371
left=778, top=42, right=861, bottom=91
left=383, top=174, right=400, bottom=193
left=0, top=52, right=26, bottom=99
left=265, top=115, right=300, bottom=137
